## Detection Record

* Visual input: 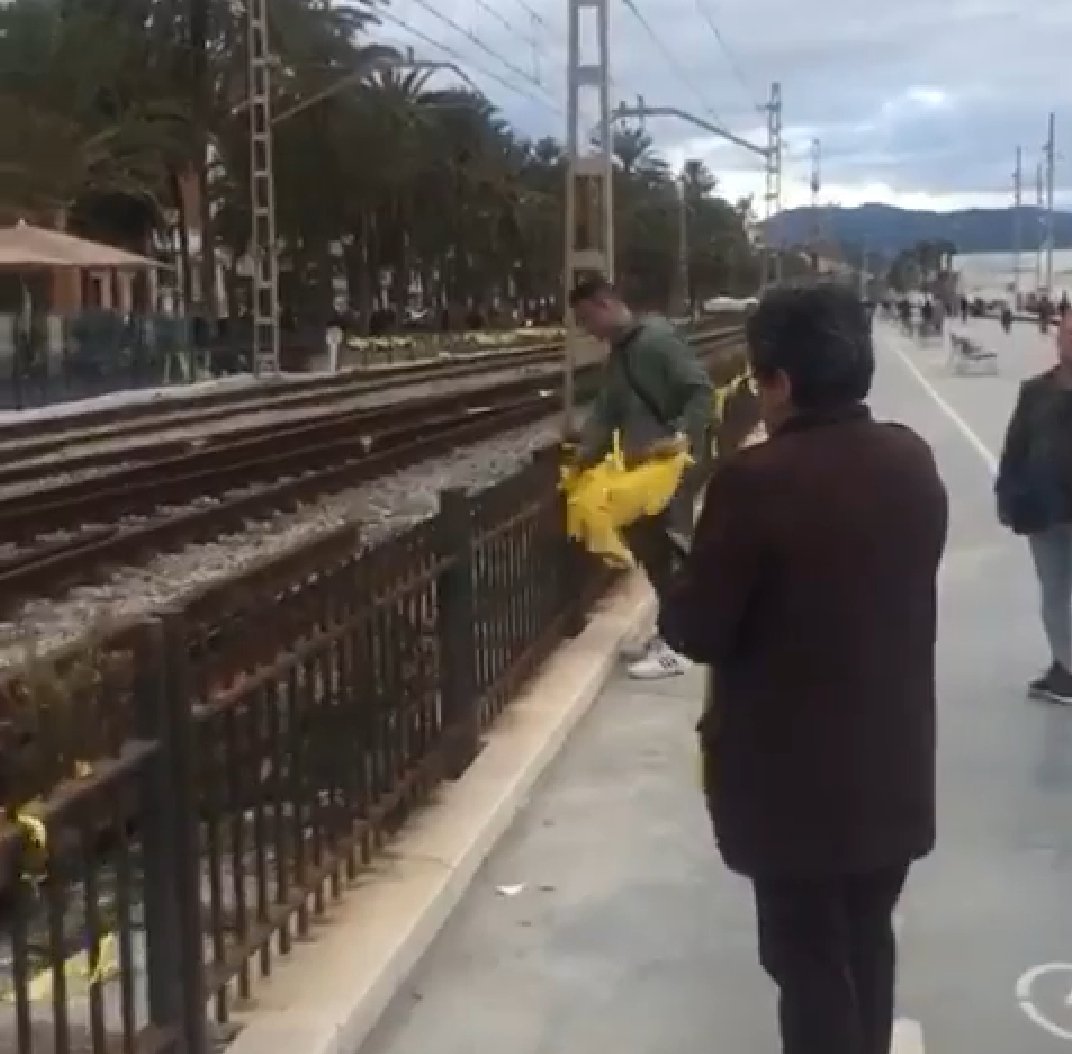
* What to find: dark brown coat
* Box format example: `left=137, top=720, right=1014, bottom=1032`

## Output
left=661, top=404, right=948, bottom=878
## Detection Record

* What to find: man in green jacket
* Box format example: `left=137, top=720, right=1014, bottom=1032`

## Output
left=569, top=277, right=713, bottom=679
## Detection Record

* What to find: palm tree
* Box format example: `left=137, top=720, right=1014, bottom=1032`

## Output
left=611, top=126, right=663, bottom=177
left=1, top=0, right=762, bottom=324
left=0, top=1, right=188, bottom=239
left=682, top=159, right=717, bottom=201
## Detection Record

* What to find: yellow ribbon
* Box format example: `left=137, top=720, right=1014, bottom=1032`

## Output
left=15, top=812, right=46, bottom=857
left=711, top=370, right=755, bottom=424
left=1, top=813, right=120, bottom=1002
left=0, top=934, right=120, bottom=1003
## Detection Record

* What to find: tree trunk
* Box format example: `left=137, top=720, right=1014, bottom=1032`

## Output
left=190, top=0, right=216, bottom=320
left=317, top=240, right=334, bottom=325
left=356, top=211, right=373, bottom=336
left=197, top=156, right=218, bottom=320
left=168, top=169, right=193, bottom=314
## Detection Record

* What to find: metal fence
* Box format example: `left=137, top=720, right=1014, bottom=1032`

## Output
left=0, top=314, right=329, bottom=410
left=0, top=313, right=193, bottom=410
left=0, top=449, right=606, bottom=1054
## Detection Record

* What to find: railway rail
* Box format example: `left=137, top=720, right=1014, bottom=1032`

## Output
left=0, top=342, right=566, bottom=468
left=0, top=316, right=737, bottom=462
left=0, top=325, right=744, bottom=611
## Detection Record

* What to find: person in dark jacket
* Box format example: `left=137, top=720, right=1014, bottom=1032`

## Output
left=569, top=276, right=713, bottom=680
left=659, top=284, right=948, bottom=1054
left=995, top=310, right=1072, bottom=702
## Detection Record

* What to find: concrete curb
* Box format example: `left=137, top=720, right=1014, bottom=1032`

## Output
left=225, top=574, right=655, bottom=1054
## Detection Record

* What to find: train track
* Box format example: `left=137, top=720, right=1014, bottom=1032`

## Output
left=0, top=326, right=744, bottom=611
left=0, top=316, right=737, bottom=462
left=0, top=343, right=568, bottom=469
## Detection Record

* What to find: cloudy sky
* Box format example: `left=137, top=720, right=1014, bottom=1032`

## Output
left=374, top=0, right=1071, bottom=213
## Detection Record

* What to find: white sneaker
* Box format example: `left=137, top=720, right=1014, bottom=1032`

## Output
left=620, top=630, right=657, bottom=662
left=627, top=641, right=690, bottom=680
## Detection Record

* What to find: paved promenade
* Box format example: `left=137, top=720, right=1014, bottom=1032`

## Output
left=360, top=318, right=1072, bottom=1054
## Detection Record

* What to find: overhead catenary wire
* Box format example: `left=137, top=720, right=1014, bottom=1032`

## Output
left=473, top=0, right=538, bottom=47
left=509, top=0, right=563, bottom=41
left=470, top=0, right=560, bottom=88
left=692, top=0, right=760, bottom=109
left=617, top=0, right=724, bottom=127
left=372, top=5, right=559, bottom=112
left=395, top=0, right=562, bottom=110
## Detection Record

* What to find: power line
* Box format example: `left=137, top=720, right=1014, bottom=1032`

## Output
left=692, top=0, right=759, bottom=108
left=618, top=0, right=723, bottom=126
left=473, top=0, right=537, bottom=47
left=372, top=5, right=559, bottom=112
left=470, top=0, right=561, bottom=88
left=397, top=0, right=562, bottom=110
left=509, top=0, right=563, bottom=41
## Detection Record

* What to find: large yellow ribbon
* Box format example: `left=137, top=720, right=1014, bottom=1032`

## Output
left=0, top=811, right=120, bottom=1002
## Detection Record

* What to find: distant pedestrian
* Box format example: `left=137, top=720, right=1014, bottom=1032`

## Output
left=996, top=310, right=1072, bottom=703
left=1039, top=296, right=1052, bottom=334
left=1060, top=292, right=1069, bottom=319
left=1001, top=305, right=1013, bottom=334
left=569, top=276, right=712, bottom=680
left=660, top=285, right=948, bottom=1054
left=920, top=298, right=934, bottom=335
left=961, top=295, right=970, bottom=323
left=899, top=298, right=912, bottom=333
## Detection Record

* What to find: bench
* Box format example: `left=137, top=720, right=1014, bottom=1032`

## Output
left=948, top=332, right=998, bottom=376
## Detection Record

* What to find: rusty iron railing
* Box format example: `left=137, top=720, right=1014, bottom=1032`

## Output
left=0, top=448, right=606, bottom=1054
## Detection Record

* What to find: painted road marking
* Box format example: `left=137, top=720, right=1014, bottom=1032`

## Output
left=885, top=334, right=999, bottom=475
left=1016, top=963, right=1072, bottom=1041
left=892, top=1017, right=925, bottom=1054
left=881, top=339, right=991, bottom=1054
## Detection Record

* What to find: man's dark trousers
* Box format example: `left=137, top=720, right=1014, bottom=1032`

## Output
left=753, top=863, right=909, bottom=1054
left=620, top=512, right=681, bottom=599
left=620, top=479, right=698, bottom=600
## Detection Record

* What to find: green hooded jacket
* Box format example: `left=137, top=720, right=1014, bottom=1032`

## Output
left=578, top=316, right=713, bottom=466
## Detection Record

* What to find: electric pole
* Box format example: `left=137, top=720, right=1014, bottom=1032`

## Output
left=763, top=81, right=783, bottom=288
left=564, top=0, right=613, bottom=435
left=247, top=0, right=280, bottom=377
left=810, top=137, right=821, bottom=272
left=531, top=13, right=541, bottom=84
left=1012, top=145, right=1022, bottom=307
left=1036, top=160, right=1045, bottom=296
left=1044, top=112, right=1056, bottom=301
left=677, top=171, right=689, bottom=317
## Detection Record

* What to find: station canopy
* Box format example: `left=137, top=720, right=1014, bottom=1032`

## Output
left=0, top=219, right=165, bottom=270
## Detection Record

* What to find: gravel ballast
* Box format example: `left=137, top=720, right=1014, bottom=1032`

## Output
left=0, top=417, right=563, bottom=670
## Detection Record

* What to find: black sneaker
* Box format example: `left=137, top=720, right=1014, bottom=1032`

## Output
left=1030, top=663, right=1072, bottom=704
left=1029, top=664, right=1057, bottom=699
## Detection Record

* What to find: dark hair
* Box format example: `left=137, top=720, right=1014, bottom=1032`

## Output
left=745, top=283, right=874, bottom=409
left=568, top=275, right=616, bottom=308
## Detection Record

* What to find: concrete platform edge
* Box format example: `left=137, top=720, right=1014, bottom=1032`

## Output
left=224, top=573, right=655, bottom=1054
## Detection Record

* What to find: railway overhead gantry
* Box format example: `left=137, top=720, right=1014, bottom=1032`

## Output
left=609, top=87, right=784, bottom=291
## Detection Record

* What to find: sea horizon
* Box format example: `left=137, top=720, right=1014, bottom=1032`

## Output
left=953, top=248, right=1072, bottom=300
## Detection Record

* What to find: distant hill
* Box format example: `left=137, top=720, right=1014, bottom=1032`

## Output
left=764, top=203, right=1072, bottom=256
